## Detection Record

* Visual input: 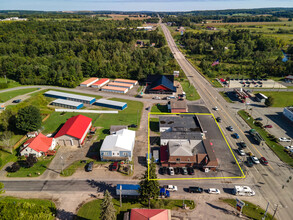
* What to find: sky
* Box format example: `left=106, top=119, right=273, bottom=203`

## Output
left=1, top=0, right=293, bottom=12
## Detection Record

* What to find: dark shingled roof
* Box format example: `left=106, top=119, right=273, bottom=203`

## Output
left=147, top=75, right=176, bottom=92
left=161, top=131, right=202, bottom=140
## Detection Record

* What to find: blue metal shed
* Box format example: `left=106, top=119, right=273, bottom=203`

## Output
left=44, top=90, right=95, bottom=104
left=94, top=99, right=127, bottom=110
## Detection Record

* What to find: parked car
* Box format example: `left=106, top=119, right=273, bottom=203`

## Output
left=279, top=137, right=291, bottom=142
left=260, top=157, right=268, bottom=165
left=12, top=99, right=22, bottom=103
left=208, top=188, right=221, bottom=194
left=227, top=126, right=234, bottom=132
left=251, top=156, right=260, bottom=164
left=216, top=117, right=221, bottom=122
left=145, top=107, right=150, bottom=111
left=246, top=157, right=254, bottom=167
left=174, top=167, right=180, bottom=175
left=213, top=106, right=218, bottom=111
left=85, top=161, right=94, bottom=172
left=128, top=124, right=137, bottom=128
left=181, top=167, right=188, bottom=175
left=285, top=146, right=293, bottom=150
left=110, top=162, right=119, bottom=171
left=187, top=167, right=195, bottom=175
left=237, top=148, right=246, bottom=156
left=255, top=117, right=263, bottom=121
left=264, top=125, right=272, bottom=128
left=233, top=133, right=240, bottom=139
left=189, top=186, right=203, bottom=193
left=159, top=167, right=167, bottom=175
left=163, top=185, right=178, bottom=192
left=239, top=141, right=247, bottom=149
left=168, top=167, right=175, bottom=175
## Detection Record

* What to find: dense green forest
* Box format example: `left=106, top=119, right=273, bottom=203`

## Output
left=179, top=30, right=293, bottom=78
left=0, top=18, right=177, bottom=87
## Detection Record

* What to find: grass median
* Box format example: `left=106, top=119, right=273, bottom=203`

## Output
left=238, top=110, right=293, bottom=166
left=0, top=88, right=38, bottom=102
left=180, top=79, right=201, bottom=101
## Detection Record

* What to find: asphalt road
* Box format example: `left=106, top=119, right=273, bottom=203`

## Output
left=160, top=23, right=293, bottom=220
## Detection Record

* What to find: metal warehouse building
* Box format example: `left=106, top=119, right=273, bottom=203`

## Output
left=44, top=90, right=96, bottom=104
left=91, top=78, right=110, bottom=88
left=113, top=79, right=138, bottom=85
left=80, top=78, right=99, bottom=87
left=51, top=99, right=83, bottom=109
left=108, top=82, right=133, bottom=89
left=101, top=86, right=128, bottom=94
left=95, top=99, right=127, bottom=110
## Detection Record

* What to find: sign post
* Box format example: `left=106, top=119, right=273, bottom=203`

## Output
left=236, top=198, right=245, bottom=217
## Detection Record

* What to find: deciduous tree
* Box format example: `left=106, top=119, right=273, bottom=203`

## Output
left=16, top=105, right=42, bottom=133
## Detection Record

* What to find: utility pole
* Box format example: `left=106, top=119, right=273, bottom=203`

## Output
left=271, top=204, right=278, bottom=220
left=119, top=184, right=122, bottom=207
left=262, top=202, right=269, bottom=220
left=60, top=156, right=64, bottom=174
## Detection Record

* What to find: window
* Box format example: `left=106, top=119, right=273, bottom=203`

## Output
left=176, top=158, right=180, bottom=162
left=103, top=152, right=108, bottom=156
left=123, top=152, right=128, bottom=156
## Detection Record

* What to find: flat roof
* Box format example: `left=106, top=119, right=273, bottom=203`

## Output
left=92, top=78, right=109, bottom=85
left=81, top=77, right=98, bottom=85
left=159, top=115, right=201, bottom=132
left=161, top=131, right=202, bottom=140
left=101, top=86, right=128, bottom=92
left=114, top=79, right=138, bottom=84
left=95, top=99, right=127, bottom=107
left=51, top=99, right=83, bottom=107
left=203, top=139, right=217, bottom=162
left=108, top=82, right=132, bottom=88
left=44, top=90, right=95, bottom=102
left=170, top=100, right=187, bottom=109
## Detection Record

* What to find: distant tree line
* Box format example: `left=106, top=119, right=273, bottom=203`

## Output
left=0, top=18, right=176, bottom=87
left=179, top=29, right=293, bottom=78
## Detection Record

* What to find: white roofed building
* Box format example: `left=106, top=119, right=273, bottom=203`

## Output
left=100, top=129, right=135, bottom=161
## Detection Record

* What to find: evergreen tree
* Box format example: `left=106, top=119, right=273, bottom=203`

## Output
left=100, top=190, right=116, bottom=220
left=265, top=96, right=274, bottom=107
left=0, top=182, right=5, bottom=194
left=15, top=105, right=42, bottom=133
left=139, top=158, right=160, bottom=208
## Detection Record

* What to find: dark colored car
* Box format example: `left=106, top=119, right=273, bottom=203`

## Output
left=227, top=126, right=234, bottom=131
left=246, top=157, right=254, bottom=167
left=85, top=161, right=94, bottom=172
left=233, top=133, right=240, bottom=139
left=181, top=167, right=188, bottom=175
left=110, top=162, right=119, bottom=171
left=12, top=99, right=22, bottom=103
left=129, top=124, right=137, bottom=128
left=239, top=141, right=247, bottom=149
left=260, top=157, right=268, bottom=165
left=187, top=167, right=195, bottom=175
left=255, top=117, right=263, bottom=121
left=145, top=107, right=150, bottom=111
left=264, top=125, right=272, bottom=128
left=159, top=167, right=167, bottom=175
left=174, top=167, right=180, bottom=175
left=189, top=187, right=203, bottom=193
left=216, top=117, right=221, bottom=122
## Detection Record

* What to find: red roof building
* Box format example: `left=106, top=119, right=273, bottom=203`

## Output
left=55, top=115, right=92, bottom=146
left=20, top=133, right=56, bottom=157
left=130, top=209, right=170, bottom=220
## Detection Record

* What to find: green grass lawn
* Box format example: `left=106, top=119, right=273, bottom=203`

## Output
left=180, top=80, right=200, bottom=101
left=238, top=110, right=293, bottom=166
left=0, top=149, right=18, bottom=169
left=0, top=78, right=22, bottom=90
left=76, top=198, right=195, bottom=220
left=0, top=88, right=38, bottom=102
left=0, top=196, right=56, bottom=220
left=256, top=91, right=293, bottom=107
left=7, top=157, right=54, bottom=177
left=220, top=198, right=275, bottom=220
left=219, top=92, right=234, bottom=103
left=151, top=104, right=168, bottom=113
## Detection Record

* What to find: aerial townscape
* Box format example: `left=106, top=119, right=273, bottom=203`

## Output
left=0, top=1, right=293, bottom=220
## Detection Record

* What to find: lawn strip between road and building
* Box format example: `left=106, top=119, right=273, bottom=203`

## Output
left=76, top=198, right=195, bottom=220
left=0, top=196, right=56, bottom=220
left=220, top=198, right=276, bottom=220
left=219, top=92, right=234, bottom=103
left=254, top=91, right=293, bottom=107
left=151, top=103, right=168, bottom=113
left=147, top=112, right=245, bottom=181
left=0, top=88, right=38, bottom=102
left=180, top=79, right=201, bottom=101
left=238, top=110, right=293, bottom=167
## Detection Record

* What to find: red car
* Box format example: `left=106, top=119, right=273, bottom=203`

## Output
left=264, top=125, right=272, bottom=128
left=260, top=157, right=268, bottom=165
left=110, top=162, right=119, bottom=171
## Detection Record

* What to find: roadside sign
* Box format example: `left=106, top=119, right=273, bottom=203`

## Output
left=236, top=198, right=245, bottom=212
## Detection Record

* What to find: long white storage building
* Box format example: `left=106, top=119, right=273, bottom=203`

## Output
left=94, top=99, right=127, bottom=110
left=108, top=82, right=133, bottom=89
left=44, top=90, right=96, bottom=104
left=80, top=78, right=99, bottom=87
left=101, top=86, right=128, bottom=94
left=114, top=79, right=138, bottom=85
left=51, top=99, right=84, bottom=109
left=91, top=78, right=110, bottom=88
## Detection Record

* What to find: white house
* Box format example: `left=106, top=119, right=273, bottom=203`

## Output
left=100, top=129, right=135, bottom=161
left=20, top=133, right=56, bottom=157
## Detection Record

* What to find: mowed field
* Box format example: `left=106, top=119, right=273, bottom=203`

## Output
left=109, top=14, right=151, bottom=20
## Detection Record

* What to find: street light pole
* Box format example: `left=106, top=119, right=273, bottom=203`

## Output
left=60, top=156, right=64, bottom=174
left=271, top=204, right=278, bottom=220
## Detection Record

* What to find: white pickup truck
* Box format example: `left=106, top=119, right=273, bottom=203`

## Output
left=163, top=185, right=178, bottom=192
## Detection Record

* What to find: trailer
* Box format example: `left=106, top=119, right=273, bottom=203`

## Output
left=249, top=129, right=265, bottom=145
left=233, top=186, right=255, bottom=196
left=152, top=149, right=159, bottom=163
left=234, top=88, right=248, bottom=103
left=116, top=184, right=140, bottom=196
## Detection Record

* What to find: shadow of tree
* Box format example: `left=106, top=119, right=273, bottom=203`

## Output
left=57, top=208, right=89, bottom=220
left=206, top=202, right=236, bottom=216
left=86, top=180, right=116, bottom=196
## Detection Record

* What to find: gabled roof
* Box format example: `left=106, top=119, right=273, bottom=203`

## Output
left=54, top=115, right=92, bottom=139
left=22, top=133, right=53, bottom=153
left=100, top=129, right=135, bottom=152
left=130, top=209, right=169, bottom=220
left=148, top=75, right=176, bottom=92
